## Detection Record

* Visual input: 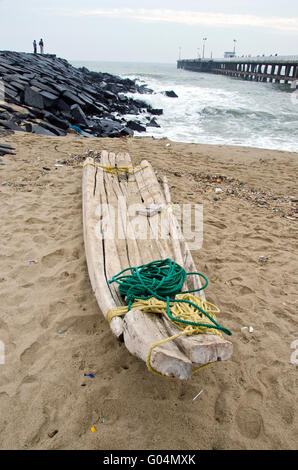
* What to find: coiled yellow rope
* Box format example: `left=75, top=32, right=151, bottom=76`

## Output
left=107, top=293, right=223, bottom=378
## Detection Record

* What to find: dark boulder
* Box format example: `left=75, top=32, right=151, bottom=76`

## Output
left=62, top=90, right=85, bottom=107
left=24, top=122, right=33, bottom=132
left=81, top=84, right=99, bottom=96
left=40, top=90, right=59, bottom=101
left=30, top=86, right=42, bottom=93
left=39, top=121, right=66, bottom=136
left=127, top=104, right=139, bottom=115
left=93, top=118, right=133, bottom=138
left=56, top=99, right=72, bottom=116
left=51, top=83, right=70, bottom=94
left=79, top=93, right=94, bottom=107
left=97, top=89, right=118, bottom=105
left=42, top=111, right=69, bottom=130
left=134, top=98, right=149, bottom=109
left=93, top=101, right=109, bottom=113
left=0, top=111, right=10, bottom=121
left=24, top=86, right=44, bottom=109
left=137, top=84, right=153, bottom=94
left=0, top=120, right=25, bottom=132
left=28, top=107, right=44, bottom=119
left=118, top=93, right=128, bottom=103
left=32, top=125, right=56, bottom=136
left=40, top=90, right=59, bottom=110
left=9, top=81, right=26, bottom=92
left=5, top=88, right=18, bottom=101
left=70, top=104, right=88, bottom=127
left=94, top=118, right=122, bottom=137
left=0, top=143, right=15, bottom=156
left=163, top=90, right=178, bottom=98
left=150, top=108, right=163, bottom=116
left=15, top=112, right=30, bottom=120
left=0, top=104, right=15, bottom=113
left=116, top=127, right=134, bottom=137
left=126, top=120, right=146, bottom=132
left=30, top=79, right=58, bottom=94
left=23, top=72, right=36, bottom=80
left=0, top=142, right=14, bottom=149
left=147, top=118, right=160, bottom=128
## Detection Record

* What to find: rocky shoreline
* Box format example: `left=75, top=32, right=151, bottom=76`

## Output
left=0, top=51, right=177, bottom=144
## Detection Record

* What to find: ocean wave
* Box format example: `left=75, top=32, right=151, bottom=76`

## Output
left=199, top=106, right=276, bottom=120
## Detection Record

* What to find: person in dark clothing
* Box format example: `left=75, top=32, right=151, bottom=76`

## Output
left=39, top=38, right=44, bottom=54
left=33, top=40, right=37, bottom=54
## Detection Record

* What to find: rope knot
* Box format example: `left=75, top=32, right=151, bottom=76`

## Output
left=107, top=259, right=232, bottom=378
left=108, top=259, right=231, bottom=337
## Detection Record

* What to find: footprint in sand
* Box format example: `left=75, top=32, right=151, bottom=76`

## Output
left=39, top=300, right=70, bottom=328
left=235, top=389, right=263, bottom=439
left=20, top=341, right=41, bottom=367
left=71, top=248, right=81, bottom=260
left=205, top=219, right=227, bottom=230
left=33, top=234, right=48, bottom=244
left=263, top=321, right=282, bottom=335
left=41, top=248, right=65, bottom=268
left=57, top=313, right=99, bottom=336
left=239, top=286, right=254, bottom=295
left=215, top=390, right=234, bottom=424
left=25, top=217, right=47, bottom=225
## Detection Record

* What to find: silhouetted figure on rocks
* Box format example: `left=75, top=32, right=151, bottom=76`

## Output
left=39, top=39, right=44, bottom=54
left=33, top=40, right=37, bottom=54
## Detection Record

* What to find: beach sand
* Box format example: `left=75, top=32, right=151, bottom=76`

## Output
left=0, top=132, right=297, bottom=450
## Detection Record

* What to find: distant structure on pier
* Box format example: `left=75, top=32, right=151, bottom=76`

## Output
left=177, top=55, right=298, bottom=87
left=224, top=51, right=236, bottom=59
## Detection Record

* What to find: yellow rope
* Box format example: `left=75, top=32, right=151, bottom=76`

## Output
left=145, top=328, right=216, bottom=379
left=82, top=161, right=149, bottom=175
left=107, top=293, right=222, bottom=378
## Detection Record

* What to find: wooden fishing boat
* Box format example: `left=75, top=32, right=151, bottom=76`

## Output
left=82, top=150, right=233, bottom=380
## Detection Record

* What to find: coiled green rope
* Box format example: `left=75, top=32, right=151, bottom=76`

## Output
left=109, top=258, right=232, bottom=336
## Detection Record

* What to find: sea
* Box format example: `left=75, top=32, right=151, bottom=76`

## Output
left=71, top=61, right=298, bottom=153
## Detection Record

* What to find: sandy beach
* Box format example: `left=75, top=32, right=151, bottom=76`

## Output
left=0, top=132, right=297, bottom=450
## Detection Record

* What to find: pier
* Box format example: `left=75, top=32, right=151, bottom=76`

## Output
left=177, top=56, right=298, bottom=86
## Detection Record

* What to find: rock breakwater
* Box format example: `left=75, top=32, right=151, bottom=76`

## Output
left=0, top=51, right=165, bottom=138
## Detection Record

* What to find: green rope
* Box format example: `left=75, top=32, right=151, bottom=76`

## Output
left=109, top=258, right=232, bottom=336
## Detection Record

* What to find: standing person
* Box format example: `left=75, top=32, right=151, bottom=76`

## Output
left=39, top=38, right=44, bottom=54
left=33, top=40, right=37, bottom=54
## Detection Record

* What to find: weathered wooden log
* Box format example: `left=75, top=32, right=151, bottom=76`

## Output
left=82, top=151, right=233, bottom=379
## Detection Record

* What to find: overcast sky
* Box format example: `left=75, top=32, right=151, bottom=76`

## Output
left=1, top=0, right=298, bottom=62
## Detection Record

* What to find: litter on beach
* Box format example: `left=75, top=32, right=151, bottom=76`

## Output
left=193, top=390, right=204, bottom=401
left=241, top=326, right=254, bottom=334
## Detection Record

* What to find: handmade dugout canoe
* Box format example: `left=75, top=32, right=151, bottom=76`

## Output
left=82, top=150, right=233, bottom=380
